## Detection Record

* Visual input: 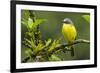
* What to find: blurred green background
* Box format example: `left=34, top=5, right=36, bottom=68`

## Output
left=21, top=10, right=90, bottom=61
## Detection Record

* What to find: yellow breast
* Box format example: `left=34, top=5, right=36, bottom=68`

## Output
left=62, top=23, right=77, bottom=43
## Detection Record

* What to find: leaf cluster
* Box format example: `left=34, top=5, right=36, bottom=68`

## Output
left=22, top=10, right=61, bottom=62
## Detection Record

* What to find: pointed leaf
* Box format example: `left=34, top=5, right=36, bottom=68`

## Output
left=28, top=18, right=33, bottom=29
left=82, top=15, right=90, bottom=22
left=49, top=55, right=61, bottom=61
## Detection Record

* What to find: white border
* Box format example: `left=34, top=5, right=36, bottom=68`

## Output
left=16, top=4, right=94, bottom=69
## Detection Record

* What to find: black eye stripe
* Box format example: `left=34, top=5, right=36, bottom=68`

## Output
left=64, top=21, right=72, bottom=24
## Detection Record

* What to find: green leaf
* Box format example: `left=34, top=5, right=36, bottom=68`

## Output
left=33, top=19, right=47, bottom=28
left=33, top=42, right=44, bottom=54
left=25, top=49, right=33, bottom=58
left=27, top=18, right=47, bottom=31
left=28, top=18, right=33, bottom=29
left=49, top=55, right=61, bottom=61
left=45, top=39, right=52, bottom=47
left=48, top=40, right=60, bottom=52
left=22, top=10, right=30, bottom=20
left=21, top=10, right=30, bottom=27
left=82, top=15, right=90, bottom=22
left=24, top=38, right=32, bottom=45
left=30, top=38, right=36, bottom=49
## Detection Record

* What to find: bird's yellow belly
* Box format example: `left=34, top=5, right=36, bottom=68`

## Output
left=62, top=24, right=77, bottom=43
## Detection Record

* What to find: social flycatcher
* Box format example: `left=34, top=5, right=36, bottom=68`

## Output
left=62, top=18, right=77, bottom=56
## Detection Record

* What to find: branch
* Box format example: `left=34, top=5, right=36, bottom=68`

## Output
left=50, top=39, right=90, bottom=54
left=57, top=39, right=89, bottom=48
left=22, top=39, right=90, bottom=62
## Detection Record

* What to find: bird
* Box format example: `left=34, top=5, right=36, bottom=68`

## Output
left=62, top=18, right=77, bottom=56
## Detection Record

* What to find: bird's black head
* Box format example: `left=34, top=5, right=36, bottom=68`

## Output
left=63, top=18, right=73, bottom=24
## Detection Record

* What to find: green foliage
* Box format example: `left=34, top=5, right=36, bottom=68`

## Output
left=33, top=42, right=44, bottom=54
left=45, top=39, right=52, bottom=47
left=21, top=10, right=30, bottom=27
left=33, top=19, right=47, bottom=29
left=48, top=39, right=60, bottom=53
left=27, top=18, right=47, bottom=31
left=28, top=17, right=33, bottom=30
left=22, top=10, right=47, bottom=31
left=49, top=54, right=61, bottom=61
left=22, top=10, right=62, bottom=62
left=25, top=49, right=33, bottom=58
left=82, top=15, right=90, bottom=22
